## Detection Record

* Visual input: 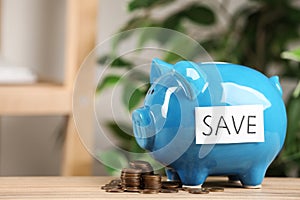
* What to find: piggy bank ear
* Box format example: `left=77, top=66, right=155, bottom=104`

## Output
left=150, top=58, right=173, bottom=83
left=173, top=61, right=207, bottom=100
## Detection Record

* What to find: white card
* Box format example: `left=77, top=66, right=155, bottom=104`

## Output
left=195, top=105, right=264, bottom=144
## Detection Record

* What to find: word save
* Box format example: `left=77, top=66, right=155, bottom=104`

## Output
left=195, top=105, right=264, bottom=144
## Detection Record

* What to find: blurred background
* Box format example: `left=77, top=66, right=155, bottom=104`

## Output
left=0, top=0, right=299, bottom=177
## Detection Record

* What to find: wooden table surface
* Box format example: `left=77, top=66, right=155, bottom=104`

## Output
left=0, top=176, right=299, bottom=199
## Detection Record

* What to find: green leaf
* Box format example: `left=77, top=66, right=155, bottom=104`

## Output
left=128, top=70, right=149, bottom=83
left=129, top=138, right=145, bottom=153
left=114, top=18, right=156, bottom=52
left=285, top=99, right=300, bottom=154
left=106, top=121, right=136, bottom=151
left=96, top=75, right=121, bottom=93
left=287, top=7, right=300, bottom=23
left=183, top=5, right=216, bottom=25
left=292, top=81, right=300, bottom=99
left=281, top=48, right=300, bottom=62
left=129, top=88, right=145, bottom=111
left=162, top=12, right=184, bottom=30
left=97, top=149, right=128, bottom=176
left=111, top=57, right=134, bottom=67
left=97, top=55, right=134, bottom=68
left=128, top=0, right=157, bottom=11
left=137, top=28, right=161, bottom=48
left=112, top=31, right=132, bottom=52
left=279, top=82, right=300, bottom=168
left=106, top=121, right=134, bottom=142
left=120, top=17, right=154, bottom=32
left=122, top=82, right=146, bottom=111
left=163, top=52, right=184, bottom=63
left=163, top=34, right=198, bottom=62
left=128, top=0, right=174, bottom=12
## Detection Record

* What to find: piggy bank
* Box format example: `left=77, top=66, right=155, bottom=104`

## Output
left=132, top=58, right=287, bottom=188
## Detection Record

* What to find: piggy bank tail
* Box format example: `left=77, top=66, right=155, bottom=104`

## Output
left=269, top=76, right=283, bottom=96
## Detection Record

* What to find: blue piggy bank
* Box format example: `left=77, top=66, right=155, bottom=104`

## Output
left=132, top=58, right=287, bottom=188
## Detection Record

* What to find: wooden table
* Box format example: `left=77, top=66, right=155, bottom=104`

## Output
left=0, top=176, right=299, bottom=199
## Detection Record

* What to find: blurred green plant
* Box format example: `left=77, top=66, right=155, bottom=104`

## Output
left=268, top=48, right=300, bottom=177
left=281, top=80, right=300, bottom=176
left=202, top=0, right=300, bottom=76
left=97, top=0, right=300, bottom=176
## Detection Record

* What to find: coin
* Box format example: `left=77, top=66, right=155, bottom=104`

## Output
left=123, top=181, right=141, bottom=185
left=102, top=162, right=227, bottom=195
left=161, top=181, right=182, bottom=189
left=142, top=174, right=161, bottom=179
left=129, top=160, right=154, bottom=174
left=206, top=187, right=224, bottom=192
left=188, top=188, right=209, bottom=194
left=122, top=168, right=142, bottom=174
left=109, top=179, right=121, bottom=184
left=120, top=167, right=143, bottom=190
left=100, top=185, right=107, bottom=190
left=122, top=174, right=140, bottom=178
left=142, top=174, right=162, bottom=190
left=129, top=160, right=152, bottom=168
left=101, top=185, right=121, bottom=190
left=160, top=188, right=179, bottom=193
left=123, top=177, right=140, bottom=181
left=108, top=179, right=121, bottom=186
left=139, top=189, right=159, bottom=194
left=180, top=187, right=190, bottom=191
left=143, top=186, right=160, bottom=189
left=123, top=184, right=139, bottom=188
left=124, top=184, right=140, bottom=188
left=125, top=187, right=141, bottom=192
left=106, top=188, right=124, bottom=193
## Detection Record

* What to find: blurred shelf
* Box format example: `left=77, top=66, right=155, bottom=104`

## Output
left=0, top=0, right=97, bottom=175
left=0, top=82, right=71, bottom=115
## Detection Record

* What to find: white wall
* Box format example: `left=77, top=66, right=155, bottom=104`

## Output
left=1, top=0, right=66, bottom=83
left=97, top=0, right=129, bottom=43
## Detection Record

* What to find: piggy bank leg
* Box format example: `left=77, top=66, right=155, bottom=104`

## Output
left=177, top=170, right=208, bottom=187
left=165, top=168, right=181, bottom=181
left=239, top=166, right=266, bottom=189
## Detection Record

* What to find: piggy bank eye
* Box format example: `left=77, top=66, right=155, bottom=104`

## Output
left=147, top=89, right=155, bottom=95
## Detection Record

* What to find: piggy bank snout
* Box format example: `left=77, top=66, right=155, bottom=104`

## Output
left=132, top=107, right=152, bottom=127
left=132, top=107, right=155, bottom=150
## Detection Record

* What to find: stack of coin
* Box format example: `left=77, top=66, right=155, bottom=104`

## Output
left=101, top=160, right=225, bottom=194
left=101, top=179, right=123, bottom=192
left=120, top=168, right=142, bottom=192
left=142, top=174, right=162, bottom=192
left=129, top=160, right=154, bottom=175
